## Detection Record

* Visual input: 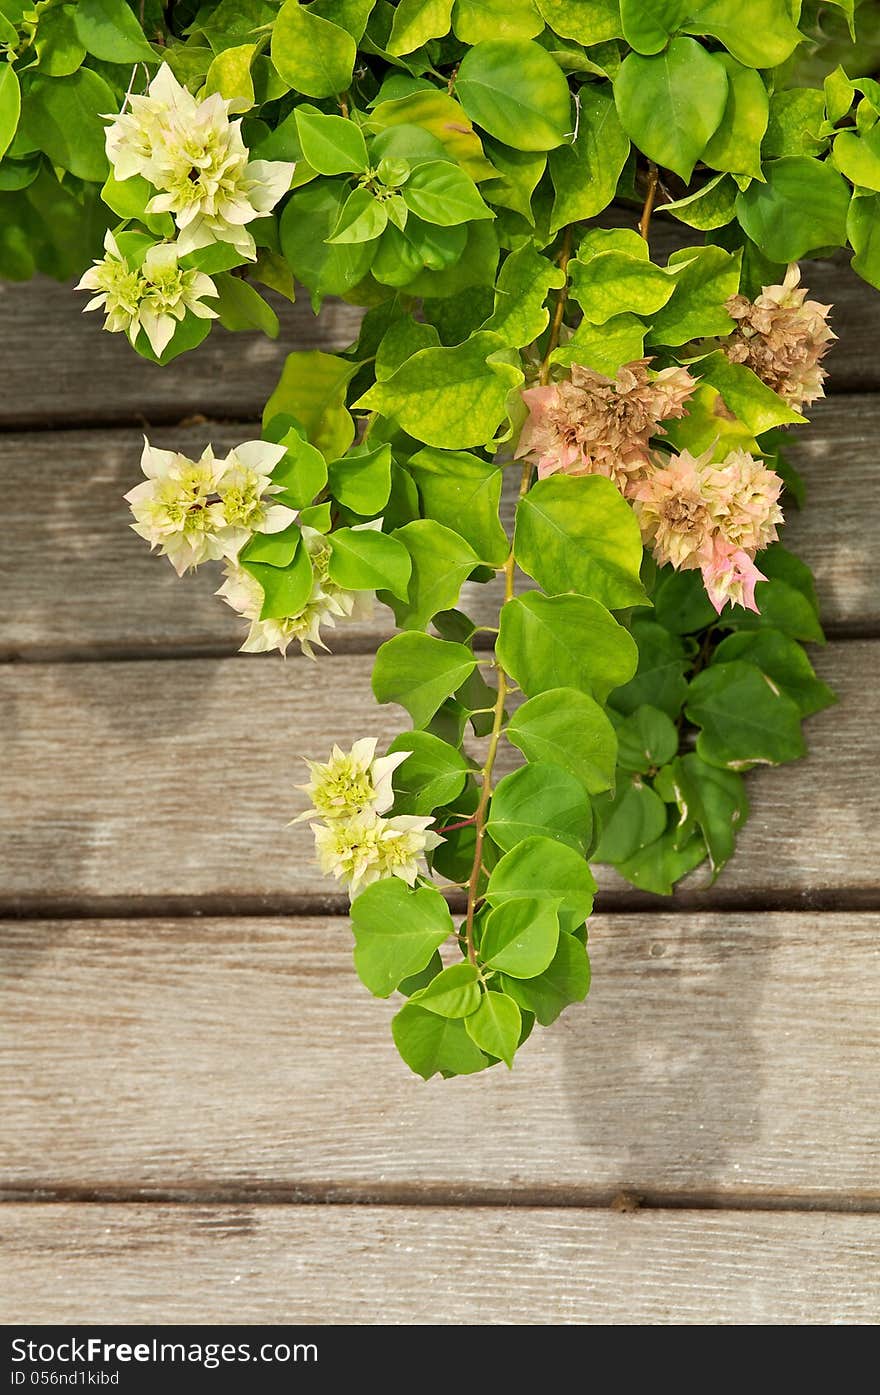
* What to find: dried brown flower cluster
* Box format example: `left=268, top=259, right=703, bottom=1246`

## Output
left=723, top=264, right=835, bottom=411
left=515, top=358, right=696, bottom=492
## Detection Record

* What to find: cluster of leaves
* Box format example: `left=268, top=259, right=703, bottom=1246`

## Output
left=1, top=0, right=875, bottom=1078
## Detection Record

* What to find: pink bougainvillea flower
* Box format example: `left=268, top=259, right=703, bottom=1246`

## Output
left=700, top=538, right=767, bottom=615
left=515, top=358, right=696, bottom=491
left=630, top=445, right=782, bottom=614
left=724, top=264, right=835, bottom=411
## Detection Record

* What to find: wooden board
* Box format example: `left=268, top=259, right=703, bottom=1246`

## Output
left=1, top=392, right=876, bottom=662
left=2, top=912, right=878, bottom=1197
left=0, top=644, right=875, bottom=910
left=1, top=1204, right=877, bottom=1324
left=0, top=236, right=875, bottom=430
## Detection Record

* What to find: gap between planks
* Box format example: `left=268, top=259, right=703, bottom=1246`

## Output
left=0, top=888, right=879, bottom=922
left=2, top=1185, right=880, bottom=1216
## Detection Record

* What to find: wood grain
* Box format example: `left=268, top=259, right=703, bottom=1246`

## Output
left=1, top=1203, right=877, bottom=1323
left=2, top=912, right=878, bottom=1196
left=0, top=644, right=875, bottom=909
left=0, top=392, right=876, bottom=661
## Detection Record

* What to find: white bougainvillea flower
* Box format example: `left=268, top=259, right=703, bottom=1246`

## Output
left=105, top=64, right=295, bottom=261
left=295, top=738, right=410, bottom=824
left=311, top=812, right=442, bottom=897
left=137, top=241, right=219, bottom=355
left=75, top=231, right=148, bottom=343
left=77, top=233, right=218, bottom=355
left=215, top=439, right=295, bottom=552
left=374, top=815, right=444, bottom=887
left=125, top=440, right=230, bottom=575
left=217, top=564, right=337, bottom=658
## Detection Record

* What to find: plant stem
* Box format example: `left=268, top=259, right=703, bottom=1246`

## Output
left=461, top=232, right=574, bottom=963
left=639, top=162, right=660, bottom=244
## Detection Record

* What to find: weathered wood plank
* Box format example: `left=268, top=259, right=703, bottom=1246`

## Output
left=0, top=279, right=361, bottom=429
left=0, top=392, right=874, bottom=661
left=1, top=1204, right=877, bottom=1323
left=2, top=912, right=878, bottom=1196
left=0, top=645, right=874, bottom=907
left=0, top=233, right=874, bottom=430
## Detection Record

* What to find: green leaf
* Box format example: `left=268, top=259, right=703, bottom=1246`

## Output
left=848, top=194, right=880, bottom=291
left=593, top=781, right=668, bottom=863
left=387, top=0, right=454, bottom=54
left=613, top=38, right=729, bottom=182
left=366, top=90, right=496, bottom=183
left=464, top=990, right=522, bottom=1068
left=407, top=448, right=508, bottom=565
left=619, top=0, right=685, bottom=52
left=614, top=821, right=706, bottom=895
left=33, top=4, right=86, bottom=76
left=204, top=44, right=257, bottom=107
left=328, top=527, right=411, bottom=597
left=482, top=242, right=565, bottom=348
left=272, top=1, right=356, bottom=98
left=549, top=82, right=630, bottom=232
left=514, top=474, right=648, bottom=609
left=658, top=171, right=738, bottom=230
left=391, top=519, right=480, bottom=630
left=535, top=0, right=623, bottom=43
left=479, top=897, right=561, bottom=978
left=698, top=351, right=805, bottom=431
left=682, top=0, right=801, bottom=70
left=764, top=89, right=827, bottom=160
left=487, top=763, right=593, bottom=854
left=351, top=878, right=454, bottom=997
left=652, top=567, right=717, bottom=634
left=213, top=273, right=279, bottom=338
left=735, top=157, right=851, bottom=262
left=327, top=444, right=393, bottom=515
left=375, top=318, right=440, bottom=379
left=0, top=64, right=20, bottom=162
left=610, top=620, right=688, bottom=719
left=271, top=431, right=328, bottom=509
left=711, top=630, right=835, bottom=718
left=19, top=70, right=114, bottom=181
left=386, top=731, right=469, bottom=815
left=294, top=107, right=369, bottom=175
left=356, top=331, right=523, bottom=450
left=500, top=932, right=590, bottom=1025
left=327, top=186, right=388, bottom=243
left=497, top=592, right=638, bottom=703
left=311, top=0, right=377, bottom=40
left=401, top=161, right=493, bottom=225
left=398, top=950, right=443, bottom=997
left=646, top=246, right=740, bottom=346
left=480, top=139, right=546, bottom=223
left=507, top=687, right=618, bottom=795
left=569, top=250, right=679, bottom=323
left=239, top=521, right=302, bottom=568
left=614, top=705, right=679, bottom=773
left=74, top=0, right=156, bottom=62
left=454, top=0, right=543, bottom=42
left=392, top=1003, right=488, bottom=1078
left=101, top=172, right=174, bottom=237
left=685, top=660, right=806, bottom=770
left=663, top=383, right=759, bottom=457
left=658, top=751, right=747, bottom=878
left=244, top=548, right=314, bottom=621
left=487, top=835, right=596, bottom=933
left=834, top=125, right=880, bottom=193
left=280, top=181, right=376, bottom=304
left=263, top=350, right=358, bottom=459
left=701, top=55, right=768, bottom=182
left=409, top=961, right=481, bottom=1017
left=552, top=314, right=646, bottom=376
left=372, top=633, right=477, bottom=728
left=455, top=39, right=573, bottom=151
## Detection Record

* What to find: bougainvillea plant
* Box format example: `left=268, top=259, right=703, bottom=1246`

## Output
left=3, top=0, right=878, bottom=1077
